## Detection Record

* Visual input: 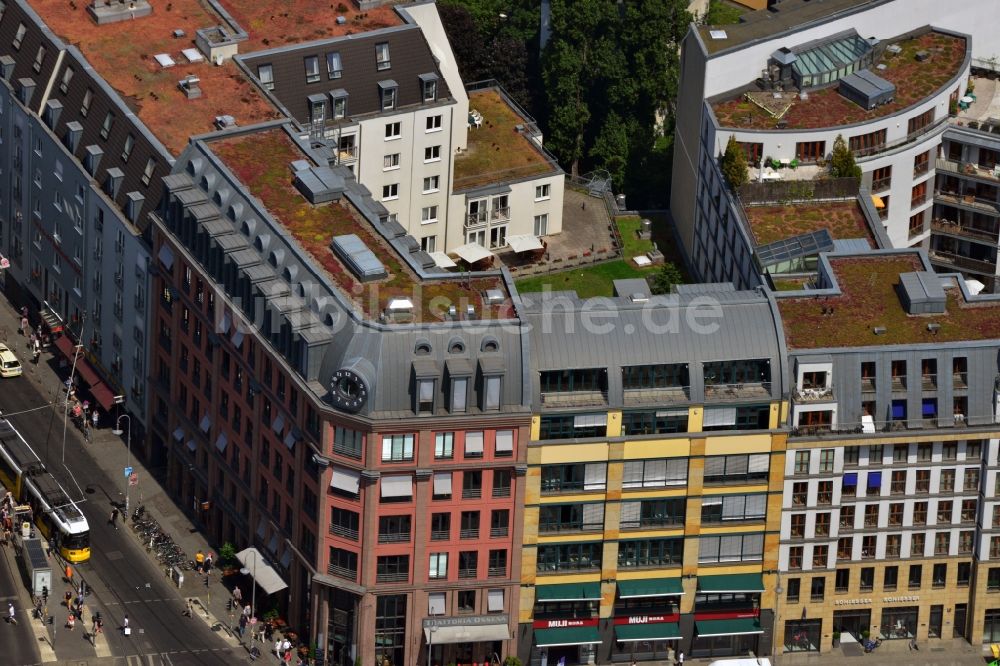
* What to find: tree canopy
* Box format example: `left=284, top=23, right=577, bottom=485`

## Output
left=829, top=134, right=862, bottom=178
left=720, top=135, right=749, bottom=189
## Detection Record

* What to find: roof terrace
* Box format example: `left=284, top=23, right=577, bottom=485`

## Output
left=712, top=30, right=966, bottom=130
left=746, top=200, right=874, bottom=247
left=30, top=0, right=280, bottom=155
left=210, top=128, right=508, bottom=323
left=214, top=0, right=403, bottom=52
left=454, top=87, right=561, bottom=191
left=776, top=253, right=1000, bottom=348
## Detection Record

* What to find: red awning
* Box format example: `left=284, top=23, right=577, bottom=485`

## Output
left=89, top=382, right=116, bottom=412
left=52, top=336, right=101, bottom=387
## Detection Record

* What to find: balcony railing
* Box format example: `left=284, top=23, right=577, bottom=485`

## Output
left=929, top=250, right=998, bottom=275
left=459, top=528, right=479, bottom=539
left=911, top=193, right=929, bottom=207
left=488, top=566, right=506, bottom=578
left=931, top=216, right=1000, bottom=243
left=704, top=381, right=771, bottom=400
left=329, top=525, right=359, bottom=541
left=794, top=386, right=834, bottom=402
left=492, top=487, right=511, bottom=499
left=622, top=386, right=689, bottom=406
left=378, top=532, right=410, bottom=544
left=933, top=190, right=1000, bottom=215
left=462, top=488, right=482, bottom=499
left=327, top=564, right=357, bottom=580
left=871, top=176, right=892, bottom=192
left=914, top=161, right=931, bottom=177
left=540, top=390, right=608, bottom=408
left=954, top=372, right=969, bottom=389
left=430, top=529, right=450, bottom=541
left=490, top=526, right=509, bottom=538
left=936, top=157, right=1000, bottom=182
left=376, top=571, right=409, bottom=583
left=921, top=374, right=938, bottom=390
left=458, top=568, right=477, bottom=579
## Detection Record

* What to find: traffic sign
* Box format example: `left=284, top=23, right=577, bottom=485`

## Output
left=129, top=473, right=138, bottom=487
left=124, top=466, right=133, bottom=478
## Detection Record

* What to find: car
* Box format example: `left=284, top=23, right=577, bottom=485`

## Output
left=0, top=344, right=22, bottom=377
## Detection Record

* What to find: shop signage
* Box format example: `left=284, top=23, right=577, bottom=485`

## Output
left=883, top=596, right=918, bottom=603
left=693, top=610, right=758, bottom=620
left=533, top=618, right=600, bottom=629
left=834, top=599, right=871, bottom=606
left=613, top=614, right=680, bottom=626
left=424, top=614, right=508, bottom=628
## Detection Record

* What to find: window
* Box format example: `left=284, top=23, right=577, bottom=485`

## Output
left=623, top=498, right=686, bottom=528
left=539, top=414, right=607, bottom=440
left=989, top=568, right=1000, bottom=591
left=378, top=515, right=410, bottom=543
left=908, top=212, right=925, bottom=236
left=463, top=431, right=483, bottom=458
left=332, top=93, right=347, bottom=119
left=787, top=577, right=800, bottom=602
left=428, top=552, right=448, bottom=580
left=888, top=503, right=903, bottom=526
left=424, top=145, right=441, bottom=162
left=698, top=533, right=764, bottom=563
left=937, top=500, right=953, bottom=524
left=457, top=590, right=475, bottom=612
left=819, top=449, right=835, bottom=473
left=430, top=513, right=450, bottom=540
left=835, top=569, right=850, bottom=593
left=795, top=140, right=825, bottom=161
left=81, top=88, right=93, bottom=117
left=864, top=504, right=879, bottom=527
left=958, top=561, right=971, bottom=586
left=328, top=547, right=358, bottom=579
left=932, top=563, right=947, bottom=587
left=101, top=112, right=115, bottom=140
left=536, top=542, right=602, bottom=572
left=871, top=165, right=892, bottom=191
left=907, top=107, right=935, bottom=135
left=258, top=64, right=274, bottom=90
left=815, top=512, right=831, bottom=537
left=810, top=577, right=825, bottom=602
left=817, top=481, right=833, bottom=505
left=966, top=441, right=982, bottom=461
left=462, top=471, right=482, bottom=499
left=376, top=555, right=409, bottom=583
left=890, top=470, right=906, bottom=494
left=426, top=115, right=442, bottom=132
left=790, top=514, right=805, bottom=538
left=381, top=183, right=398, bottom=200
left=789, top=546, right=803, bottom=569
left=330, top=508, right=359, bottom=540
left=12, top=23, right=25, bottom=50
left=916, top=470, right=930, bottom=493
left=619, top=538, right=684, bottom=567
left=488, top=549, right=507, bottom=577
left=460, top=511, right=480, bottom=539
left=383, top=153, right=400, bottom=170
left=434, top=432, right=453, bottom=459
left=422, top=175, right=439, bottom=193
left=792, top=482, right=807, bottom=506
left=375, top=42, right=390, bottom=70
left=381, top=84, right=397, bottom=111
left=814, top=545, right=829, bottom=568
left=326, top=52, right=342, bottom=79
left=381, top=434, right=414, bottom=462
left=541, top=463, right=606, bottom=493
left=849, top=129, right=887, bottom=155
left=492, top=470, right=511, bottom=498
left=142, top=158, right=156, bottom=186
left=836, top=538, right=852, bottom=561
left=965, top=468, right=980, bottom=492
left=333, top=426, right=362, bottom=459
left=622, top=410, right=688, bottom=435
left=844, top=446, right=859, bottom=466
left=304, top=56, right=320, bottom=83
left=910, top=533, right=925, bottom=558
left=913, top=502, right=927, bottom=525
left=483, top=376, right=502, bottom=411
left=491, top=509, right=509, bottom=537
left=893, top=444, right=908, bottom=463
left=421, top=206, right=438, bottom=223
left=621, top=459, right=687, bottom=488
left=700, top=495, right=765, bottom=523
left=423, top=77, right=437, bottom=102
left=385, top=122, right=401, bottom=139
left=839, top=506, right=854, bottom=529
left=703, top=454, right=769, bottom=484
left=494, top=429, right=513, bottom=457
left=535, top=184, right=551, bottom=200
left=884, top=566, right=898, bottom=591
left=32, top=45, right=45, bottom=72
left=794, top=450, right=810, bottom=474
left=533, top=214, right=548, bottom=236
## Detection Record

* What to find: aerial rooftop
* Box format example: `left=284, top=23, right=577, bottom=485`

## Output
left=454, top=88, right=561, bottom=191
left=776, top=253, right=1000, bottom=348
left=215, top=0, right=403, bottom=52
left=31, top=0, right=280, bottom=155
left=712, top=30, right=966, bottom=130
left=210, top=128, right=509, bottom=323
left=746, top=200, right=874, bottom=247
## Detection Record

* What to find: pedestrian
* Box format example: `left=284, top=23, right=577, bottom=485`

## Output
left=123, top=613, right=130, bottom=635
left=195, top=549, right=204, bottom=573
left=677, top=650, right=684, bottom=666
left=67, top=612, right=75, bottom=630
left=242, top=603, right=251, bottom=618
left=91, top=409, right=99, bottom=430
left=238, top=613, right=247, bottom=638
left=19, top=316, right=27, bottom=336
left=7, top=602, right=15, bottom=625
left=184, top=598, right=193, bottom=618
left=275, top=639, right=283, bottom=658
left=109, top=508, right=119, bottom=529
left=95, top=613, right=103, bottom=634
left=283, top=649, right=292, bottom=664
left=232, top=586, right=242, bottom=604
left=264, top=620, right=274, bottom=641
left=76, top=592, right=84, bottom=609
left=282, top=637, right=291, bottom=657
left=64, top=590, right=72, bottom=607
left=204, top=552, right=213, bottom=574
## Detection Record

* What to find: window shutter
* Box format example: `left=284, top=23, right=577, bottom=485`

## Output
left=574, top=413, right=607, bottom=428
left=433, top=472, right=452, bottom=496
left=487, top=589, right=504, bottom=612
left=743, top=533, right=764, bottom=559
left=699, top=537, right=719, bottom=562
left=381, top=436, right=392, bottom=461
left=485, top=376, right=502, bottom=409
left=428, top=593, right=446, bottom=616
left=583, top=463, right=606, bottom=490
left=465, top=431, right=484, bottom=455
left=702, top=496, right=723, bottom=506
left=748, top=454, right=770, bottom=473
left=722, top=496, right=745, bottom=520
left=665, top=459, right=688, bottom=484
left=643, top=460, right=667, bottom=487
left=451, top=378, right=468, bottom=412
left=620, top=502, right=641, bottom=526
left=622, top=461, right=643, bottom=489
left=582, top=503, right=604, bottom=529
left=703, top=407, right=737, bottom=427
left=418, top=379, right=434, bottom=402
left=704, top=457, right=726, bottom=477
left=727, top=455, right=749, bottom=476
left=495, top=430, right=514, bottom=453
left=331, top=467, right=361, bottom=494
left=719, top=535, right=743, bottom=561
left=745, top=495, right=767, bottom=518
left=380, top=475, right=412, bottom=498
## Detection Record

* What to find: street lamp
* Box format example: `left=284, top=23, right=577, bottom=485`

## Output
left=111, top=415, right=132, bottom=516
left=240, top=550, right=258, bottom=657
left=427, top=625, right=437, bottom=666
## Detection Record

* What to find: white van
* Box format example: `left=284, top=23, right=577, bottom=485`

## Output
left=708, top=659, right=772, bottom=666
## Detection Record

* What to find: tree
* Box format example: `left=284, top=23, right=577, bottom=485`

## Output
left=649, top=262, right=685, bottom=295
left=720, top=135, right=749, bottom=188
left=589, top=112, right=630, bottom=190
left=829, top=134, right=861, bottom=178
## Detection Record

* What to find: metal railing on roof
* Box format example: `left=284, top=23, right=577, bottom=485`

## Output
left=736, top=177, right=859, bottom=205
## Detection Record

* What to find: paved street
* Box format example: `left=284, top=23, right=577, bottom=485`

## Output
left=0, top=527, right=44, bottom=666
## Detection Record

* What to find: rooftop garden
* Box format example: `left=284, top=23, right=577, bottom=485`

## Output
left=454, top=89, right=559, bottom=191
left=32, top=0, right=280, bottom=156
left=713, top=31, right=966, bottom=130
left=216, top=0, right=402, bottom=51
left=776, top=254, right=1000, bottom=348
left=746, top=201, right=873, bottom=247
left=212, top=129, right=507, bottom=322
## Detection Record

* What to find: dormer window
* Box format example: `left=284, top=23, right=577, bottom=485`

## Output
left=417, top=378, right=435, bottom=413
left=59, top=66, right=74, bottom=94
left=257, top=64, right=274, bottom=91
left=330, top=90, right=348, bottom=120
left=12, top=23, right=25, bottom=51
left=304, top=56, right=320, bottom=84
left=451, top=377, right=468, bottom=413
left=308, top=94, right=326, bottom=125
left=420, top=73, right=438, bottom=103
left=121, top=134, right=134, bottom=162
left=327, top=52, right=342, bottom=79
left=379, top=80, right=398, bottom=112
left=375, top=42, right=390, bottom=70
left=33, top=46, right=45, bottom=73
left=81, top=88, right=92, bottom=117
left=100, top=112, right=115, bottom=140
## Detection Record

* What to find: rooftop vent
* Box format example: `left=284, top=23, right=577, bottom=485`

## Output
left=915, top=50, right=930, bottom=62
left=926, top=323, right=941, bottom=334
left=873, top=326, right=887, bottom=335
left=178, top=75, right=201, bottom=99
left=330, top=234, right=387, bottom=283
left=465, top=305, right=477, bottom=320
left=838, top=69, right=895, bottom=110
left=336, top=15, right=346, bottom=25
left=173, top=29, right=186, bottom=38
left=886, top=44, right=902, bottom=55
left=293, top=165, right=345, bottom=205
left=709, top=29, right=728, bottom=40
left=385, top=298, right=413, bottom=322
left=898, top=271, right=946, bottom=314
left=214, top=115, right=237, bottom=130
left=0, top=55, right=14, bottom=82
left=485, top=289, right=504, bottom=305
left=87, top=0, right=153, bottom=25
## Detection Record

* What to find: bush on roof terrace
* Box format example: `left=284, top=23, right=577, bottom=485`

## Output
left=721, top=135, right=749, bottom=188
left=829, top=134, right=861, bottom=179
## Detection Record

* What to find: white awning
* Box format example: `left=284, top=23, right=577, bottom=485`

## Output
left=158, top=245, right=174, bottom=270
left=495, top=430, right=514, bottom=453
left=452, top=243, right=494, bottom=264
left=380, top=475, right=412, bottom=498
left=506, top=234, right=543, bottom=253
left=464, top=431, right=484, bottom=455
left=424, top=623, right=510, bottom=644
left=574, top=413, right=607, bottom=428
left=235, top=547, right=288, bottom=596
left=703, top=407, right=737, bottom=427
left=331, top=467, right=361, bottom=494
left=429, top=251, right=457, bottom=269
left=215, top=432, right=228, bottom=453
left=433, top=472, right=452, bottom=496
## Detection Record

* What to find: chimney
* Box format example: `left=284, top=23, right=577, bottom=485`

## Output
left=17, top=78, right=36, bottom=107
left=44, top=99, right=63, bottom=128
left=85, top=145, right=104, bottom=175
left=65, top=121, right=83, bottom=153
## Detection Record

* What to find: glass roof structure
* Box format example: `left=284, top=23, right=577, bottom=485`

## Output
left=756, top=229, right=836, bottom=267
left=783, top=29, right=875, bottom=88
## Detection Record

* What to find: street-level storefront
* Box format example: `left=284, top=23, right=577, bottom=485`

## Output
left=879, top=606, right=918, bottom=640
left=528, top=583, right=602, bottom=666
left=690, top=574, right=765, bottom=659
left=610, top=577, right=684, bottom=662
left=782, top=619, right=821, bottom=652
left=424, top=615, right=510, bottom=666
left=832, top=609, right=871, bottom=642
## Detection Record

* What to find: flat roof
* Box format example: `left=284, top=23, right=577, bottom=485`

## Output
left=745, top=200, right=874, bottom=247
left=776, top=253, right=1000, bottom=348
left=698, top=0, right=877, bottom=56
left=712, top=30, right=966, bottom=130
left=214, top=0, right=403, bottom=52
left=210, top=128, right=508, bottom=322
left=454, top=88, right=560, bottom=191
left=29, top=0, right=280, bottom=156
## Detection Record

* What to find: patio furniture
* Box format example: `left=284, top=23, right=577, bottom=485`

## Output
left=468, top=109, right=483, bottom=128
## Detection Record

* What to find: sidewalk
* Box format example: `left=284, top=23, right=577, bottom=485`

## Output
left=0, top=288, right=291, bottom=664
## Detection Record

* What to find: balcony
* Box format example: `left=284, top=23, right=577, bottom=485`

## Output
left=914, top=160, right=931, bottom=178
left=921, top=373, right=938, bottom=390
left=934, top=190, right=1000, bottom=215
left=929, top=249, right=998, bottom=275
left=872, top=176, right=892, bottom=192
left=462, top=487, right=482, bottom=499
left=861, top=377, right=876, bottom=393
left=954, top=371, right=968, bottom=389
left=794, top=386, right=834, bottom=402
left=492, top=486, right=511, bottom=499
left=703, top=381, right=771, bottom=401
left=936, top=157, right=1000, bottom=183
left=911, top=193, right=929, bottom=208
left=540, top=390, right=608, bottom=408
left=931, top=216, right=1000, bottom=243
left=336, top=144, right=358, bottom=163
left=622, top=386, right=689, bottom=406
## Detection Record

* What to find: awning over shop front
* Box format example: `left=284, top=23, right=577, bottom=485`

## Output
left=452, top=243, right=494, bottom=264
left=506, top=234, right=543, bottom=253
left=617, top=577, right=684, bottom=598
left=615, top=623, right=682, bottom=642
left=235, top=547, right=288, bottom=596
left=424, top=623, right=510, bottom=644
left=40, top=303, right=64, bottom=333
left=697, top=573, right=764, bottom=594
left=534, top=626, right=601, bottom=647
left=535, top=582, right=602, bottom=602
left=695, top=618, right=763, bottom=637
left=89, top=382, right=117, bottom=412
